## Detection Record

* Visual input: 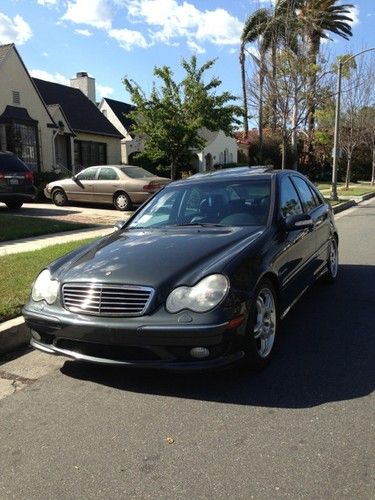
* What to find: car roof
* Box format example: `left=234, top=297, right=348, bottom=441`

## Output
left=171, top=166, right=301, bottom=187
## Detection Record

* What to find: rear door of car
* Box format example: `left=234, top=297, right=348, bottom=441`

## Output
left=68, top=167, right=98, bottom=203
left=94, top=167, right=120, bottom=203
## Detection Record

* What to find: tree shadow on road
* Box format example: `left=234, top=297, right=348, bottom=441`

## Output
left=61, top=264, right=375, bottom=409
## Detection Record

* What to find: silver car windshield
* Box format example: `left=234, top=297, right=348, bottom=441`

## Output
left=127, top=179, right=271, bottom=229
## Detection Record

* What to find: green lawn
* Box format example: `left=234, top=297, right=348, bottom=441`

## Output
left=0, top=238, right=95, bottom=322
left=316, top=182, right=375, bottom=197
left=0, top=215, right=96, bottom=242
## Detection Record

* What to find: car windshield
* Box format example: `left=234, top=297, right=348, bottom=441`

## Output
left=127, top=178, right=271, bottom=229
left=120, top=166, right=155, bottom=178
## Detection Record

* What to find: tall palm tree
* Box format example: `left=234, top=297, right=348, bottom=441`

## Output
left=296, top=0, right=353, bottom=155
left=240, top=1, right=298, bottom=160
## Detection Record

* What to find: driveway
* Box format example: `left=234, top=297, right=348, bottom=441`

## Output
left=0, top=201, right=133, bottom=226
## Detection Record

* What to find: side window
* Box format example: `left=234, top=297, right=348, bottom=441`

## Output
left=279, top=177, right=303, bottom=218
left=76, top=168, right=97, bottom=181
left=292, top=176, right=318, bottom=213
left=184, top=188, right=203, bottom=216
left=309, top=184, right=324, bottom=206
left=98, top=167, right=118, bottom=180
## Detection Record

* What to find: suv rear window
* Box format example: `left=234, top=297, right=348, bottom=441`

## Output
left=0, top=154, right=28, bottom=173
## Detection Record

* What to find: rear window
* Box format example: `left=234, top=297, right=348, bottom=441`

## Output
left=0, top=154, right=28, bottom=173
left=120, top=166, right=154, bottom=179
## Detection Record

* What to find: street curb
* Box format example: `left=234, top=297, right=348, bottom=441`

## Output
left=0, top=317, right=30, bottom=356
left=1, top=192, right=374, bottom=358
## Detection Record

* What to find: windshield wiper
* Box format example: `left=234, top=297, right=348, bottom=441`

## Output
left=174, top=222, right=225, bottom=227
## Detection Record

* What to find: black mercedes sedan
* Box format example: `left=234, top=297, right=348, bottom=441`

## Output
left=23, top=167, right=338, bottom=371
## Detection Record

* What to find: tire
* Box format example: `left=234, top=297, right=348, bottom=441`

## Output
left=6, top=200, right=23, bottom=209
left=113, top=191, right=132, bottom=211
left=324, top=237, right=339, bottom=283
left=241, top=278, right=279, bottom=371
left=52, top=188, right=68, bottom=207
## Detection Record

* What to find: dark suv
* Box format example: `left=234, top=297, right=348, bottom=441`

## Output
left=0, top=152, right=36, bottom=209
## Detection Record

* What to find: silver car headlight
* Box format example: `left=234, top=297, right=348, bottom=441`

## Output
left=32, top=269, right=59, bottom=304
left=166, top=274, right=229, bottom=313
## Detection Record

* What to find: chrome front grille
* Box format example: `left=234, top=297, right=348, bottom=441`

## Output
left=62, top=283, right=154, bottom=317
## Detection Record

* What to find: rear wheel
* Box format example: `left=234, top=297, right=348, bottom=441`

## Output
left=324, top=238, right=338, bottom=283
left=242, top=278, right=278, bottom=370
left=6, top=200, right=23, bottom=209
left=113, top=191, right=132, bottom=211
left=52, top=188, right=68, bottom=207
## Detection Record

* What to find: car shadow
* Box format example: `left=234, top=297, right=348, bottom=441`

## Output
left=0, top=206, right=81, bottom=217
left=61, top=264, right=375, bottom=409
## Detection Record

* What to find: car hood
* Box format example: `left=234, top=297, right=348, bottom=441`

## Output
left=52, top=226, right=264, bottom=291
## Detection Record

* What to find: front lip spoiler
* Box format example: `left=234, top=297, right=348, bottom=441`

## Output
left=30, top=338, right=245, bottom=371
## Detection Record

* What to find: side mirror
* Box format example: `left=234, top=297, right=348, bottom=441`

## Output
left=284, top=213, right=314, bottom=231
left=114, top=220, right=127, bottom=231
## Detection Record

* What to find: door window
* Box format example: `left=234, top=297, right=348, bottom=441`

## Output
left=98, top=167, right=118, bottom=180
left=292, top=176, right=318, bottom=213
left=76, top=167, right=98, bottom=181
left=279, top=177, right=303, bottom=218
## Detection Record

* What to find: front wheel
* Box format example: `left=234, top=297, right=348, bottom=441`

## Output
left=52, top=188, right=68, bottom=207
left=242, top=278, right=278, bottom=370
left=113, top=192, right=132, bottom=211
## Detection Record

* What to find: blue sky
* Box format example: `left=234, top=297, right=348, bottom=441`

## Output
left=1, top=0, right=374, bottom=104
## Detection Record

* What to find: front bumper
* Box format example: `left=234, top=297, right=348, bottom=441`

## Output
left=23, top=304, right=246, bottom=370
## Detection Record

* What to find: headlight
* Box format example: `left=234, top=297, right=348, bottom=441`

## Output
left=32, top=269, right=59, bottom=304
left=166, top=274, right=229, bottom=313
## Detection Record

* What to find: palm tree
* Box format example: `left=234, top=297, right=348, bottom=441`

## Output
left=240, top=1, right=298, bottom=161
left=296, top=0, right=353, bottom=157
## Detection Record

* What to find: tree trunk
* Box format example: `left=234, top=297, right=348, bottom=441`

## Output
left=240, top=44, right=250, bottom=165
left=305, top=36, right=319, bottom=165
left=281, top=136, right=287, bottom=170
left=258, top=70, right=264, bottom=163
left=345, top=152, right=352, bottom=190
left=371, top=146, right=375, bottom=186
left=171, top=158, right=177, bottom=181
left=291, top=85, right=298, bottom=170
left=271, top=40, right=277, bottom=132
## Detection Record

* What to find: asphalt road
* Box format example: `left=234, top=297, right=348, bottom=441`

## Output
left=0, top=200, right=374, bottom=499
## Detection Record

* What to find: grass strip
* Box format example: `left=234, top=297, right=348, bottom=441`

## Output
left=0, top=214, right=96, bottom=242
left=0, top=238, right=95, bottom=322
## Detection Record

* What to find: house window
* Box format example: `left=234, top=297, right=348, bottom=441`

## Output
left=5, top=122, right=38, bottom=171
left=12, top=91, right=20, bottom=105
left=74, top=140, right=107, bottom=168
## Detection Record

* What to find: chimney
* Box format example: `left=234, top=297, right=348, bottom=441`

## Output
left=70, top=72, right=96, bottom=104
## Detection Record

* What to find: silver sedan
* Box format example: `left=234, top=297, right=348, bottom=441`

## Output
left=44, top=165, right=171, bottom=211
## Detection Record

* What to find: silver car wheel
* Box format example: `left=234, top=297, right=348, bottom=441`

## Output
left=114, top=192, right=131, bottom=211
left=329, top=240, right=338, bottom=278
left=253, top=287, right=276, bottom=359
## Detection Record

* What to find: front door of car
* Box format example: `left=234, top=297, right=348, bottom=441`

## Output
left=274, top=176, right=317, bottom=307
left=291, top=176, right=330, bottom=276
left=94, top=167, right=120, bottom=203
left=68, top=167, right=98, bottom=203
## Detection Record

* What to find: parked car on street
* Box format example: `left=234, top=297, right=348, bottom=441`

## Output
left=44, top=165, right=171, bottom=211
left=0, top=152, right=36, bottom=209
left=24, top=167, right=338, bottom=371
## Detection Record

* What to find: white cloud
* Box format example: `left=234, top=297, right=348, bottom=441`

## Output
left=29, top=69, right=69, bottom=85
left=127, top=0, right=242, bottom=47
left=97, top=84, right=114, bottom=98
left=43, top=51, right=48, bottom=56
left=187, top=40, right=205, bottom=54
left=348, top=5, right=360, bottom=26
left=108, top=28, right=150, bottom=50
left=75, top=28, right=92, bottom=36
left=0, top=12, right=32, bottom=45
left=37, top=0, right=58, bottom=6
left=61, top=0, right=112, bottom=30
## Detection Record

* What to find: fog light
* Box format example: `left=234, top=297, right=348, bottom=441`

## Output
left=190, top=347, right=210, bottom=359
left=31, top=330, right=41, bottom=341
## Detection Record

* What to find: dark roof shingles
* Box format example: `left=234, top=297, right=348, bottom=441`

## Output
left=33, top=78, right=122, bottom=138
left=104, top=97, right=134, bottom=131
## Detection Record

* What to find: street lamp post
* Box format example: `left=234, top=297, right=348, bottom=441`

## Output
left=331, top=47, right=375, bottom=201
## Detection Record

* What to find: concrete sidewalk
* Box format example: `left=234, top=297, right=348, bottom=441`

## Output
left=0, top=226, right=114, bottom=257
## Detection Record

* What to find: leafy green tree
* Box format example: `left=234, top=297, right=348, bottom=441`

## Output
left=123, top=56, right=239, bottom=180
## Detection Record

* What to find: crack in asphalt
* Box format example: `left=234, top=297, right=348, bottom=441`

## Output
left=0, top=369, right=35, bottom=394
